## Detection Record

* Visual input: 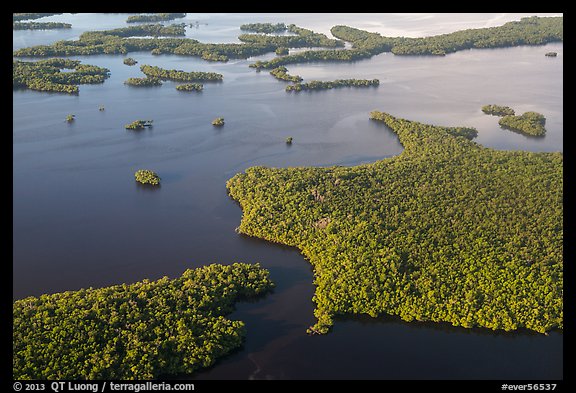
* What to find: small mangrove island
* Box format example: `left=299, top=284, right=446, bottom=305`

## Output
left=176, top=83, right=203, bottom=92
left=13, top=58, right=110, bottom=95
left=212, top=117, right=225, bottom=127
left=270, top=66, right=302, bottom=83
left=124, top=77, right=162, bottom=87
left=135, top=169, right=160, bottom=185
left=125, top=120, right=154, bottom=130
left=481, top=104, right=515, bottom=116
left=499, top=111, right=547, bottom=136
left=286, top=79, right=379, bottom=92
left=123, top=57, right=138, bottom=66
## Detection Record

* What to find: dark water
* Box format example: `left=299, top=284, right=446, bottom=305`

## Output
left=13, top=13, right=562, bottom=379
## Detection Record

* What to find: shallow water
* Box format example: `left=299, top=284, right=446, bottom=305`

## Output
left=13, top=13, right=562, bottom=379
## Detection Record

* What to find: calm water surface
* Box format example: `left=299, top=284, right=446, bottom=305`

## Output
left=13, top=13, right=562, bottom=379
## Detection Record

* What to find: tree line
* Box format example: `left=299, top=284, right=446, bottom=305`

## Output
left=127, top=13, right=186, bottom=23
left=13, top=22, right=71, bottom=30
left=285, top=78, right=379, bottom=92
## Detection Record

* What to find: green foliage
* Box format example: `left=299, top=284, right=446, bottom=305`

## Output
left=127, top=13, right=186, bottom=23
left=13, top=263, right=274, bottom=379
left=176, top=83, right=203, bottom=92
left=13, top=59, right=110, bottom=95
left=275, top=47, right=289, bottom=55
left=240, top=23, right=287, bottom=34
left=286, top=79, right=379, bottom=92
left=482, top=104, right=515, bottom=116
left=66, top=114, right=75, bottom=122
left=499, top=112, right=547, bottom=136
left=13, top=13, right=62, bottom=21
left=212, top=117, right=225, bottom=127
left=239, top=24, right=343, bottom=49
left=140, top=65, right=222, bottom=82
left=124, top=77, right=162, bottom=87
left=269, top=66, right=302, bottom=83
left=126, top=120, right=154, bottom=130
left=227, top=111, right=562, bottom=335
left=13, top=22, right=71, bottom=30
left=123, top=57, right=138, bottom=66
left=286, top=137, right=293, bottom=144
left=250, top=16, right=562, bottom=69
left=134, top=169, right=160, bottom=185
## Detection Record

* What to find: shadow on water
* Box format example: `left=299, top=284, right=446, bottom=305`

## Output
left=135, top=182, right=161, bottom=191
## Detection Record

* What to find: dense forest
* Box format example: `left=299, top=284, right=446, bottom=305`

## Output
left=249, top=16, right=562, bottom=69
left=239, top=24, right=343, bottom=49
left=127, top=13, right=186, bottom=23
left=286, top=79, right=379, bottom=92
left=13, top=22, right=71, bottom=30
left=499, top=112, right=547, bottom=136
left=13, top=58, right=110, bottom=94
left=12, top=22, right=340, bottom=62
left=13, top=263, right=274, bottom=379
left=227, top=112, right=562, bottom=335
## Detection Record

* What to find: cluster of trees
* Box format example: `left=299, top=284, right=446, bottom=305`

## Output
left=482, top=105, right=515, bottom=116
left=332, top=16, right=563, bottom=56
left=286, top=79, right=379, bottom=92
left=176, top=83, right=203, bottom=92
left=499, top=112, right=547, bottom=136
left=13, top=263, right=274, bottom=379
left=140, top=65, right=223, bottom=82
left=124, top=77, right=162, bottom=87
left=275, top=47, right=289, bottom=55
left=240, top=23, right=287, bottom=33
left=250, top=48, right=370, bottom=69
left=227, top=111, right=562, bottom=335
left=13, top=13, right=62, bottom=21
left=134, top=169, right=160, bottom=185
left=13, top=58, right=110, bottom=95
left=269, top=66, right=302, bottom=82
left=125, top=120, right=154, bottom=130
left=249, top=16, right=562, bottom=69
left=12, top=21, right=348, bottom=63
left=212, top=117, right=225, bottom=126
left=239, top=24, right=343, bottom=49
left=123, top=57, right=138, bottom=66
left=13, top=22, right=71, bottom=30
left=127, top=13, right=186, bottom=23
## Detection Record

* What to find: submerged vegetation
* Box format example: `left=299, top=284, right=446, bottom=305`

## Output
left=13, top=263, right=274, bottom=379
left=125, top=120, right=154, bottom=130
left=12, top=59, right=110, bottom=95
left=499, top=111, right=547, bottom=136
left=482, top=104, right=515, bottom=116
left=227, top=111, right=562, bottom=335
left=134, top=169, right=160, bottom=185
left=286, top=79, right=379, bottom=92
left=127, top=13, right=186, bottom=23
